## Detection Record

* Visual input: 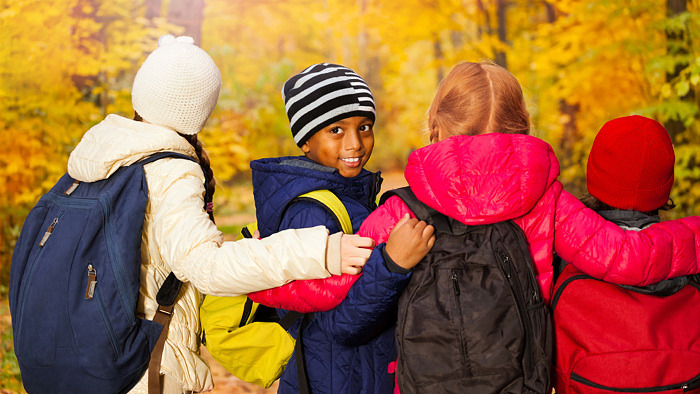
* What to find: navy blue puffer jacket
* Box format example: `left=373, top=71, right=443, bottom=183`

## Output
left=250, top=156, right=411, bottom=394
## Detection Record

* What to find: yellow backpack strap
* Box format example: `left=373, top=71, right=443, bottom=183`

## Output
left=297, top=190, right=353, bottom=234
left=241, top=222, right=258, bottom=239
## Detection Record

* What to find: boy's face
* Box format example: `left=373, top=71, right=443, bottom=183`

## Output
left=301, top=116, right=374, bottom=178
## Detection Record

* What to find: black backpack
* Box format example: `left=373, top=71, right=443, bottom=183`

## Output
left=384, top=187, right=551, bottom=394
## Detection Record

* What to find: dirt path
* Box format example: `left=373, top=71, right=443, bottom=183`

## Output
left=201, top=348, right=278, bottom=393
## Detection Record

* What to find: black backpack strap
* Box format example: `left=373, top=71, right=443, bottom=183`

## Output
left=278, top=310, right=304, bottom=330
left=380, top=187, right=452, bottom=233
left=295, top=313, right=314, bottom=394
left=137, top=151, right=196, bottom=166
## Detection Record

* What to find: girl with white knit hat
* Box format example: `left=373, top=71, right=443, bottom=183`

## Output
left=66, top=35, right=375, bottom=394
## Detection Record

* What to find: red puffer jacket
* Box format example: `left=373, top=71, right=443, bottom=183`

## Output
left=251, top=133, right=700, bottom=308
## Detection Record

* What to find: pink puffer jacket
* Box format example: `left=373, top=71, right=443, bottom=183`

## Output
left=251, top=133, right=700, bottom=307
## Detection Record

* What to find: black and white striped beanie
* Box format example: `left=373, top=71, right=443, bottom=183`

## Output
left=282, top=63, right=375, bottom=147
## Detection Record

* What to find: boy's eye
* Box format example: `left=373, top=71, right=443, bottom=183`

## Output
left=360, top=124, right=373, bottom=132
left=329, top=126, right=342, bottom=134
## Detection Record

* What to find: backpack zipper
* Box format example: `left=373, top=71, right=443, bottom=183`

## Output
left=16, top=213, right=65, bottom=347
left=498, top=250, right=530, bottom=335
left=498, top=247, right=541, bottom=381
left=451, top=271, right=460, bottom=295
left=571, top=372, right=700, bottom=392
left=100, top=195, right=135, bottom=325
left=85, top=264, right=97, bottom=300
left=94, top=277, right=121, bottom=358
left=39, top=218, right=59, bottom=247
left=550, top=274, right=592, bottom=312
left=450, top=269, right=471, bottom=377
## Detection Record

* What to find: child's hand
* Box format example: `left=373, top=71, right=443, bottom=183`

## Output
left=385, top=214, right=436, bottom=270
left=340, top=234, right=376, bottom=275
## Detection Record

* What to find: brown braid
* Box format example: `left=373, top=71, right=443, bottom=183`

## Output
left=134, top=111, right=216, bottom=223
left=182, top=133, right=217, bottom=224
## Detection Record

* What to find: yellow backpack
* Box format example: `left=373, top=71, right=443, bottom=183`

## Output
left=199, top=190, right=352, bottom=388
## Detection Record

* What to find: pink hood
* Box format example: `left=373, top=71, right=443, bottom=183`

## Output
left=405, top=133, right=559, bottom=225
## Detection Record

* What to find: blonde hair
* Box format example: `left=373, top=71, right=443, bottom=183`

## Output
left=428, top=61, right=530, bottom=142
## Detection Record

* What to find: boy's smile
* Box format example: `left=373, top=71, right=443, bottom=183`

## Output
left=302, top=116, right=374, bottom=178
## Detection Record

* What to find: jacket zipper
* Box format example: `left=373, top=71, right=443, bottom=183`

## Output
left=571, top=372, right=700, bottom=392
left=450, top=269, right=471, bottom=377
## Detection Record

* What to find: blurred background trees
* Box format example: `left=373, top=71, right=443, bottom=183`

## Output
left=2, top=0, right=699, bottom=291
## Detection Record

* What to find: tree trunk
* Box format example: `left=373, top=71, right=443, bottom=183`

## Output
left=494, top=0, right=507, bottom=68
left=434, top=36, right=444, bottom=84
left=167, top=0, right=205, bottom=45
left=665, top=0, right=691, bottom=142
left=145, top=0, right=161, bottom=19
left=543, top=1, right=584, bottom=194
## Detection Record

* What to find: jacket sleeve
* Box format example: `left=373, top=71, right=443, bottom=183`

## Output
left=312, top=196, right=416, bottom=347
left=249, top=195, right=417, bottom=314
left=248, top=200, right=361, bottom=312
left=553, top=184, right=700, bottom=286
left=149, top=160, right=333, bottom=296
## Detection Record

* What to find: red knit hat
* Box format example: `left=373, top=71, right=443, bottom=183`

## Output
left=586, top=115, right=675, bottom=212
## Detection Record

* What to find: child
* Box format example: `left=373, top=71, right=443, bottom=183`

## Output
left=551, top=115, right=700, bottom=391
left=247, top=63, right=435, bottom=394
left=65, top=39, right=376, bottom=394
left=582, top=115, right=676, bottom=220
left=255, top=61, right=700, bottom=392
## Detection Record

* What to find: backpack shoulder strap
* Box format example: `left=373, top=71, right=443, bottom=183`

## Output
left=295, top=190, right=353, bottom=235
left=137, top=152, right=200, bottom=394
left=380, top=187, right=452, bottom=233
left=137, top=151, right=196, bottom=166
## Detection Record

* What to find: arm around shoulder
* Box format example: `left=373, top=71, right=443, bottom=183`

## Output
left=553, top=186, right=700, bottom=286
left=148, top=160, right=334, bottom=296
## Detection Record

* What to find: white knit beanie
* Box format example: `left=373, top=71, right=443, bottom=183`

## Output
left=131, top=35, right=222, bottom=135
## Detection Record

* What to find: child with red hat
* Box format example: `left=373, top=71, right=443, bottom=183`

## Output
left=584, top=115, right=676, bottom=215
left=550, top=115, right=700, bottom=393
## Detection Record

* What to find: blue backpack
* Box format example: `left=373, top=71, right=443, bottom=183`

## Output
left=9, top=152, right=203, bottom=394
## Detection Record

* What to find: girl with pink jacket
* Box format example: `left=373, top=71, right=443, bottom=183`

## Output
left=251, top=61, right=700, bottom=391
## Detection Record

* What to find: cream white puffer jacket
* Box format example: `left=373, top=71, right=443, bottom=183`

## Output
left=67, top=115, right=336, bottom=392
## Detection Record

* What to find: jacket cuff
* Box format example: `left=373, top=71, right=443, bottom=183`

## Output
left=326, top=232, right=343, bottom=276
left=381, top=245, right=412, bottom=275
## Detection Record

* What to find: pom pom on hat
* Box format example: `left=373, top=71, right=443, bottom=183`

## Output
left=586, top=115, right=675, bottom=212
left=132, top=35, right=222, bottom=135
left=282, top=63, right=375, bottom=147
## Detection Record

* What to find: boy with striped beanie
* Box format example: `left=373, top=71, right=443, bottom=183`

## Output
left=245, top=63, right=435, bottom=393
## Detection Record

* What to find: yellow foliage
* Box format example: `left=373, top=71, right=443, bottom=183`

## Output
left=2, top=0, right=699, bottom=280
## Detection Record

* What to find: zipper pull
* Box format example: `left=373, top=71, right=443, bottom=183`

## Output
left=64, top=180, right=80, bottom=195
left=451, top=271, right=460, bottom=295
left=39, top=218, right=59, bottom=247
left=501, top=253, right=512, bottom=278
left=85, top=264, right=97, bottom=299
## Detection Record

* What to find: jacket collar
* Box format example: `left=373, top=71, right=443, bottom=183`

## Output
left=597, top=210, right=660, bottom=230
left=251, top=156, right=381, bottom=235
